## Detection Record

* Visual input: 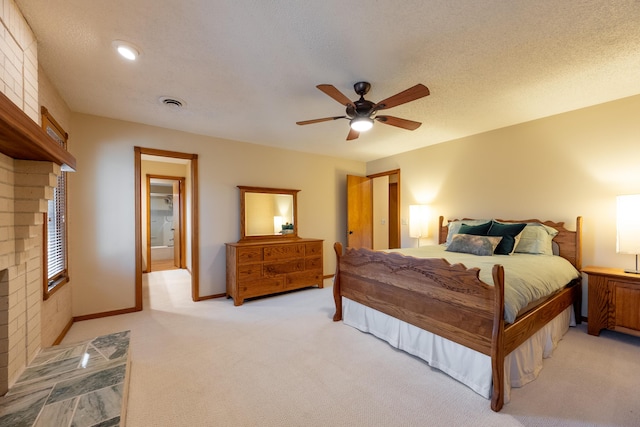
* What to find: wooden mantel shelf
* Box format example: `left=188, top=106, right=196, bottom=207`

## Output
left=0, top=91, right=76, bottom=171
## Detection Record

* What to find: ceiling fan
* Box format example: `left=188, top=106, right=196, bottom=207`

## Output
left=296, top=81, right=430, bottom=141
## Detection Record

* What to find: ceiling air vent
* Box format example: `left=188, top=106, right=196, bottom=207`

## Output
left=159, top=96, right=185, bottom=108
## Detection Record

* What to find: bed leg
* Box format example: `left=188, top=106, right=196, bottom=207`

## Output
left=333, top=242, right=343, bottom=321
left=490, top=367, right=505, bottom=412
left=573, top=278, right=582, bottom=325
left=491, top=264, right=506, bottom=412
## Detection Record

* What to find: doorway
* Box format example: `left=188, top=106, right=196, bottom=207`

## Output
left=135, top=147, right=200, bottom=309
left=347, top=169, right=400, bottom=250
left=146, top=175, right=186, bottom=272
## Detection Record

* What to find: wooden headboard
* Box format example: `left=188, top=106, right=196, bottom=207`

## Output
left=438, top=216, right=582, bottom=270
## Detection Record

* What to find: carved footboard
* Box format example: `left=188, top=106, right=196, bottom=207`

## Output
left=333, top=242, right=508, bottom=411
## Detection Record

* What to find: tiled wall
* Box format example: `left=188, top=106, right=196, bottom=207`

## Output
left=0, top=0, right=58, bottom=394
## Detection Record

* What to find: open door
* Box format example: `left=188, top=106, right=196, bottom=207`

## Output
left=347, top=169, right=400, bottom=250
left=347, top=174, right=373, bottom=249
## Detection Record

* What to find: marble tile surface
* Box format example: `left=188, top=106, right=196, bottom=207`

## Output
left=0, top=331, right=131, bottom=427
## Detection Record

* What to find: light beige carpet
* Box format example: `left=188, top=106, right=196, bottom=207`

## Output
left=61, top=270, right=640, bottom=426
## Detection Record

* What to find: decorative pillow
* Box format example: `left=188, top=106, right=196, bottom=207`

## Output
left=445, top=234, right=503, bottom=256
left=487, top=221, right=527, bottom=255
left=458, top=221, right=492, bottom=235
left=444, top=219, right=491, bottom=246
left=514, top=223, right=558, bottom=255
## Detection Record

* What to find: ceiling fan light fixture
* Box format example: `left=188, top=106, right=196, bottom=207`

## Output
left=350, top=117, right=373, bottom=132
left=112, top=40, right=140, bottom=60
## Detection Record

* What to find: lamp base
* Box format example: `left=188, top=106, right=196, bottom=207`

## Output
left=624, top=269, right=640, bottom=274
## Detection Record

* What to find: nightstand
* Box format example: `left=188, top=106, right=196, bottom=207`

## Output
left=583, top=266, right=640, bottom=337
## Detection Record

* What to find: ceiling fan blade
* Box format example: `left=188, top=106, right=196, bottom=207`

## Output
left=296, top=116, right=346, bottom=125
left=346, top=128, right=360, bottom=141
left=374, top=84, right=430, bottom=110
left=317, top=84, right=354, bottom=106
left=375, top=115, right=422, bottom=131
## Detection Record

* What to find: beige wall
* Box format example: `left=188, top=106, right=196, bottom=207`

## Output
left=372, top=175, right=389, bottom=250
left=367, top=94, right=640, bottom=316
left=38, top=66, right=73, bottom=347
left=68, top=113, right=365, bottom=316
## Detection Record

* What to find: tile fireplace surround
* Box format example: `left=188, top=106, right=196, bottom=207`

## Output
left=0, top=330, right=131, bottom=426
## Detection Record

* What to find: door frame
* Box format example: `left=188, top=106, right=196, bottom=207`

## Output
left=135, top=147, right=200, bottom=308
left=146, top=175, right=186, bottom=272
left=368, top=169, right=401, bottom=248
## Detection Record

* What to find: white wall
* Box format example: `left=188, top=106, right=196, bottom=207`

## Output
left=68, top=113, right=365, bottom=316
left=367, top=94, right=640, bottom=316
left=372, top=175, right=389, bottom=250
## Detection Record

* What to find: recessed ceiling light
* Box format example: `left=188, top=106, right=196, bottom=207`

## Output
left=112, top=40, right=140, bottom=61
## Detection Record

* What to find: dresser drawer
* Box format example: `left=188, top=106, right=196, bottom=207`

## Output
left=264, top=259, right=304, bottom=276
left=237, top=247, right=263, bottom=264
left=263, top=244, right=304, bottom=261
left=286, top=269, right=323, bottom=289
left=305, top=256, right=322, bottom=270
left=238, top=277, right=284, bottom=298
left=237, top=264, right=262, bottom=281
left=305, top=241, right=323, bottom=256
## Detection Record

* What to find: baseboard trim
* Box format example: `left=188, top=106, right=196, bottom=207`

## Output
left=53, top=318, right=75, bottom=345
left=196, top=292, right=225, bottom=301
left=73, top=306, right=140, bottom=322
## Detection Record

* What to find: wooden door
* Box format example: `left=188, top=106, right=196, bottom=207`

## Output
left=388, top=182, right=399, bottom=248
left=347, top=174, right=373, bottom=249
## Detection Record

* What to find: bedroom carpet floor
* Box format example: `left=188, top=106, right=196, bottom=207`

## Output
left=52, top=269, right=640, bottom=426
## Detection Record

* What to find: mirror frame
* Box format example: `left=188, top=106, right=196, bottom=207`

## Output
left=238, top=186, right=300, bottom=241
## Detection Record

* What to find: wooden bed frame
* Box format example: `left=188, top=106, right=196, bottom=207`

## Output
left=332, top=216, right=582, bottom=412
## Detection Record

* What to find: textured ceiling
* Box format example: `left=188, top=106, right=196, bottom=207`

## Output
left=15, top=0, right=640, bottom=162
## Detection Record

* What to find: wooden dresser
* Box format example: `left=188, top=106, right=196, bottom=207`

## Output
left=583, top=266, right=640, bottom=337
left=226, top=238, right=323, bottom=306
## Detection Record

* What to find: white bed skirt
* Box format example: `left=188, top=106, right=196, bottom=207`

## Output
left=342, top=297, right=574, bottom=403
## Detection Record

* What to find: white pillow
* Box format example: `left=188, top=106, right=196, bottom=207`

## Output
left=514, top=223, right=558, bottom=255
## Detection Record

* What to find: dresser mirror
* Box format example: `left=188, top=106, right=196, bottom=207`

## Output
left=238, top=186, right=300, bottom=241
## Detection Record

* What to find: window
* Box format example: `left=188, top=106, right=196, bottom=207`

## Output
left=42, top=107, right=69, bottom=299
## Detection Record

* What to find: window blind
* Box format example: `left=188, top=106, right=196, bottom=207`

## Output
left=47, top=170, right=66, bottom=285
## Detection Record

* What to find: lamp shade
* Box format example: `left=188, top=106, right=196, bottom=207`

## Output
left=616, top=195, right=640, bottom=254
left=273, top=216, right=283, bottom=234
left=409, top=205, right=429, bottom=238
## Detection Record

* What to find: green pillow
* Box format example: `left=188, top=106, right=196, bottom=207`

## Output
left=487, top=221, right=527, bottom=255
left=458, top=221, right=491, bottom=235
